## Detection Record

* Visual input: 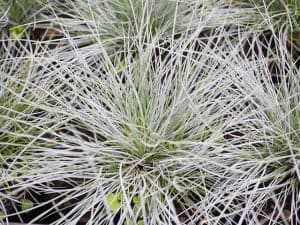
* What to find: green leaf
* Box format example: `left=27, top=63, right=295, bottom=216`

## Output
left=124, top=220, right=144, bottom=225
left=20, top=199, right=33, bottom=211
left=124, top=221, right=134, bottom=225
left=9, top=25, right=26, bottom=39
left=15, top=104, right=29, bottom=113
left=0, top=210, right=5, bottom=219
left=137, top=220, right=144, bottom=225
left=105, top=193, right=123, bottom=212
left=133, top=195, right=141, bottom=206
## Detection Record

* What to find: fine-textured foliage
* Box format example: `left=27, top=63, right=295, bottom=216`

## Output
left=0, top=0, right=299, bottom=224
left=232, top=0, right=300, bottom=46
left=23, top=35, right=255, bottom=225
left=0, top=40, right=70, bottom=223
left=44, top=0, right=256, bottom=55
left=212, top=30, right=300, bottom=225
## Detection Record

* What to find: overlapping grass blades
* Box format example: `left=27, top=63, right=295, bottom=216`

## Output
left=0, top=1, right=299, bottom=225
left=23, top=34, right=249, bottom=224
left=0, top=40, right=74, bottom=223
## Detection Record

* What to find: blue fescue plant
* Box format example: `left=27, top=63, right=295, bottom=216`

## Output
left=22, top=32, right=255, bottom=225
left=219, top=32, right=300, bottom=225
left=244, top=61, right=299, bottom=225
left=0, top=1, right=299, bottom=224
left=44, top=0, right=256, bottom=57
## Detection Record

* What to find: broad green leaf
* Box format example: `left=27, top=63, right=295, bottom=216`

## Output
left=10, top=25, right=26, bottom=39
left=116, top=60, right=126, bottom=74
left=0, top=210, right=5, bottom=219
left=105, top=193, right=123, bottom=212
left=124, top=221, right=134, bottom=225
left=133, top=195, right=141, bottom=206
left=124, top=220, right=144, bottom=225
left=137, top=220, right=144, bottom=225
left=20, top=199, right=33, bottom=211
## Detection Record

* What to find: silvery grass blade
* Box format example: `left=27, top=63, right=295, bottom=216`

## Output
left=20, top=33, right=256, bottom=225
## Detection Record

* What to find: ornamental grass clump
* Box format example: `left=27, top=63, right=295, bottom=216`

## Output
left=22, top=35, right=254, bottom=225
left=220, top=33, right=300, bottom=225
left=242, top=64, right=299, bottom=225
left=46, top=0, right=256, bottom=56
left=0, top=1, right=299, bottom=224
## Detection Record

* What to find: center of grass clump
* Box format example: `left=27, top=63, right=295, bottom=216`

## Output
left=118, top=121, right=180, bottom=170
